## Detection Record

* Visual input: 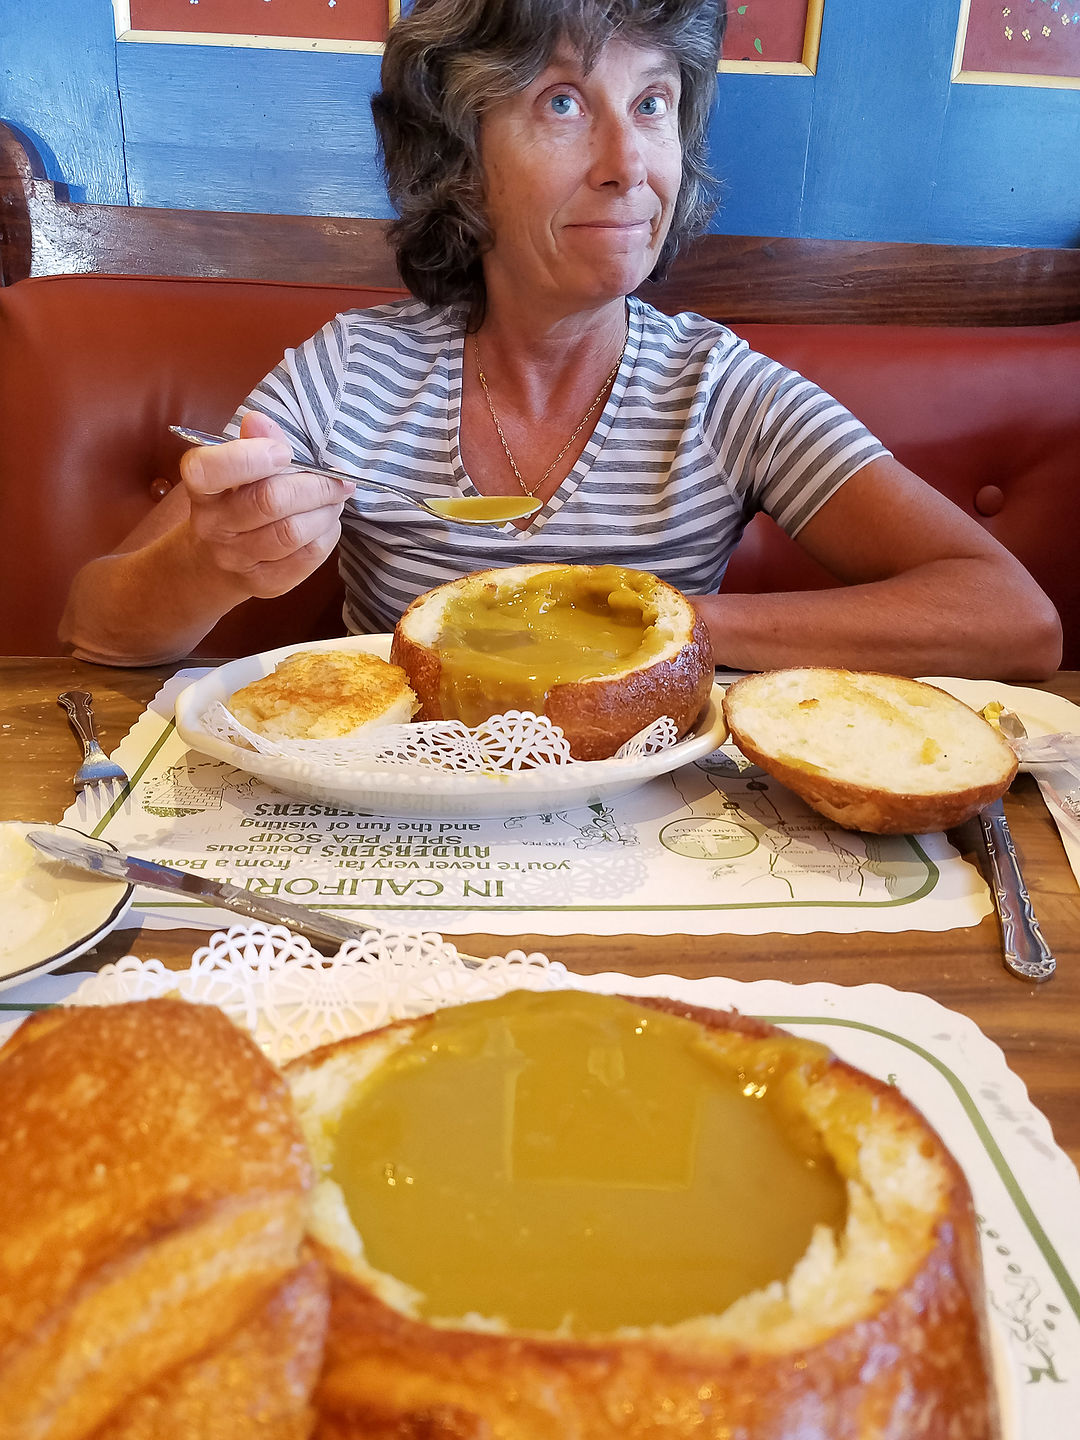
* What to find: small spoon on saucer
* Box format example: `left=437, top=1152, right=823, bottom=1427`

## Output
left=169, top=426, right=541, bottom=527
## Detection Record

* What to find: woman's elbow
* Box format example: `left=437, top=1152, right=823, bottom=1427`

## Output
left=58, top=592, right=188, bottom=668
left=992, top=590, right=1063, bottom=682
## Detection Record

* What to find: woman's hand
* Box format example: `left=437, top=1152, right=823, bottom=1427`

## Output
left=60, top=410, right=357, bottom=666
left=180, top=411, right=355, bottom=598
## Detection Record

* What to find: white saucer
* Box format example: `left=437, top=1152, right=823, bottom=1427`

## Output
left=0, top=823, right=134, bottom=991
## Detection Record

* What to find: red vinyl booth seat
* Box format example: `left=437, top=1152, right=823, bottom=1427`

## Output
left=1, top=273, right=1077, bottom=664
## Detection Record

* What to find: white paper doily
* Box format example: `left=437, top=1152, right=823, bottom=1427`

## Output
left=66, top=923, right=566, bottom=1063
left=203, top=700, right=679, bottom=772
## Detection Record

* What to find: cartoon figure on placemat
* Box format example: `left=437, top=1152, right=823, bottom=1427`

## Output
left=142, top=758, right=260, bottom=817
left=503, top=801, right=632, bottom=847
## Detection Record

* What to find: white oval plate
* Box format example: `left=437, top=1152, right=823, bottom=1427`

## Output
left=174, top=635, right=729, bottom=818
left=0, top=823, right=134, bottom=991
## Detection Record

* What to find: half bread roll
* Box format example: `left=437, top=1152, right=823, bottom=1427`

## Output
left=390, top=563, right=714, bottom=760
left=287, top=989, right=1001, bottom=1440
left=229, top=649, right=418, bottom=742
left=724, top=667, right=1018, bottom=833
left=0, top=1000, right=327, bottom=1440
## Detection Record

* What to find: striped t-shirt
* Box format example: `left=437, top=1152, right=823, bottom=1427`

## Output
left=229, top=294, right=888, bottom=636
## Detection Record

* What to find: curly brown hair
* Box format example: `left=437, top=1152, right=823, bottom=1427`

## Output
left=372, top=0, right=725, bottom=326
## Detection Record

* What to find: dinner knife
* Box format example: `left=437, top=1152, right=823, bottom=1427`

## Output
left=26, top=828, right=380, bottom=953
left=977, top=800, right=1056, bottom=983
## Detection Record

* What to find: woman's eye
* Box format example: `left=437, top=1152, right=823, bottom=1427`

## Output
left=638, top=94, right=670, bottom=117
left=549, top=93, right=581, bottom=117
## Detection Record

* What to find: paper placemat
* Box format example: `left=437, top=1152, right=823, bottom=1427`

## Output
left=5, top=936, right=1076, bottom=1438
left=59, top=670, right=994, bottom=938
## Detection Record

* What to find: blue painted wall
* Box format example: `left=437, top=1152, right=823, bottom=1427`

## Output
left=0, top=0, right=127, bottom=203
left=2, top=0, right=1078, bottom=246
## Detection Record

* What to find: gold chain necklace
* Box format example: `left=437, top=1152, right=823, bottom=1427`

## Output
left=472, top=316, right=628, bottom=499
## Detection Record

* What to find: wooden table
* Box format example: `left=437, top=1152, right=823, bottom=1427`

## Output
left=4, top=656, right=1079, bottom=1172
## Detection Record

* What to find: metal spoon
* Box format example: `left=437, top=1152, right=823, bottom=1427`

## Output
left=169, top=426, right=540, bottom=527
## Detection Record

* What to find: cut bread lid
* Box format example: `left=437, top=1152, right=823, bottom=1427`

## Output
left=723, top=668, right=1018, bottom=834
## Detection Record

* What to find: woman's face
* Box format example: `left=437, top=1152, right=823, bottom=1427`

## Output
left=478, top=39, right=683, bottom=319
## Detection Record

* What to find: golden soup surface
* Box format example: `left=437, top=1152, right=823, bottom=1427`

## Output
left=331, top=990, right=847, bottom=1334
left=433, top=566, right=665, bottom=722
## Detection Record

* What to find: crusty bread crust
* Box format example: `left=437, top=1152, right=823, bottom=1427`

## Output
left=0, top=1000, right=324, bottom=1440
left=390, top=564, right=714, bottom=760
left=94, top=1260, right=329, bottom=1440
left=288, top=995, right=1001, bottom=1440
left=724, top=668, right=1018, bottom=834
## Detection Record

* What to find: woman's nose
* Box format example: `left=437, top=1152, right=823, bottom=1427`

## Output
left=590, top=114, right=648, bottom=190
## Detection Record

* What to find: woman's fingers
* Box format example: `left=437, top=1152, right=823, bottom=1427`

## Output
left=233, top=469, right=354, bottom=529
left=191, top=492, right=345, bottom=582
left=179, top=409, right=293, bottom=496
left=189, top=472, right=351, bottom=540
left=187, top=468, right=352, bottom=544
left=217, top=512, right=344, bottom=599
left=221, top=503, right=346, bottom=570
left=180, top=434, right=295, bottom=497
left=176, top=414, right=356, bottom=597
left=238, top=409, right=288, bottom=443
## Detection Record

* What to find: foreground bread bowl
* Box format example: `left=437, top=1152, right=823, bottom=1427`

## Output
left=723, top=668, right=1018, bottom=834
left=0, top=993, right=1002, bottom=1438
left=287, top=988, right=1002, bottom=1440
left=0, top=1000, right=326, bottom=1440
left=390, top=563, right=714, bottom=760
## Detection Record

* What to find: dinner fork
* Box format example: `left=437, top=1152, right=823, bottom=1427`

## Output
left=58, top=690, right=130, bottom=796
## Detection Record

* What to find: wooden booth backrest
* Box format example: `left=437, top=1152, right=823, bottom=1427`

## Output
left=2, top=121, right=1079, bottom=664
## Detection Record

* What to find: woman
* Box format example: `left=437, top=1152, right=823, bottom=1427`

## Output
left=60, top=0, right=1061, bottom=677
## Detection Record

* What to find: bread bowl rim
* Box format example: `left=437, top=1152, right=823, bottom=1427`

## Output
left=286, top=990, right=985, bottom=1357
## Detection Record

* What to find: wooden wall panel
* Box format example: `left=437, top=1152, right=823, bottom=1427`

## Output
left=1, top=0, right=1079, bottom=246
left=931, top=84, right=1080, bottom=246
left=799, top=0, right=957, bottom=241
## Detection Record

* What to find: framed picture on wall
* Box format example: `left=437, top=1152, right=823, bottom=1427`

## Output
left=720, top=0, right=824, bottom=76
left=113, top=1, right=400, bottom=52
left=953, top=0, right=1080, bottom=89
left=114, top=0, right=825, bottom=71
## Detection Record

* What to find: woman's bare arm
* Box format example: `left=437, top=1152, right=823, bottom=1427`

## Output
left=692, top=456, right=1062, bottom=680
left=60, top=413, right=354, bottom=666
